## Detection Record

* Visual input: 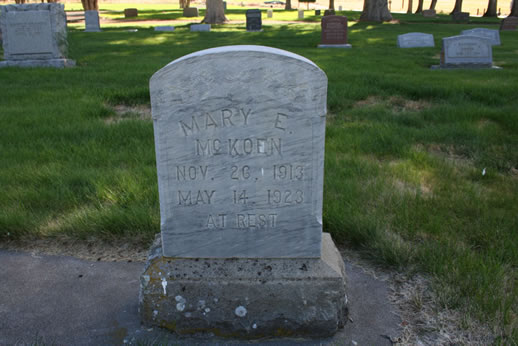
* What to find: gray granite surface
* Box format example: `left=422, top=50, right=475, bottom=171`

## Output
left=397, top=32, right=435, bottom=48
left=150, top=45, right=327, bottom=258
left=155, top=25, right=175, bottom=31
left=0, top=3, right=68, bottom=61
left=441, top=35, right=492, bottom=67
left=84, top=10, right=101, bottom=32
left=139, top=233, right=348, bottom=337
left=190, top=24, right=210, bottom=32
left=461, top=28, right=501, bottom=45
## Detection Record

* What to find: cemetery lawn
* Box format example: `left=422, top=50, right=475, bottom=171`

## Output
left=1, top=14, right=517, bottom=342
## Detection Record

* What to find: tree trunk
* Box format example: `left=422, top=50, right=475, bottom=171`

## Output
left=285, top=0, right=292, bottom=10
left=203, top=0, right=227, bottom=24
left=15, top=0, right=26, bottom=4
left=407, top=0, right=413, bottom=13
left=450, top=0, right=463, bottom=13
left=509, top=0, right=517, bottom=16
left=415, top=0, right=424, bottom=13
left=81, top=0, right=99, bottom=10
left=360, top=0, right=392, bottom=21
left=179, top=0, right=191, bottom=9
left=429, top=0, right=437, bottom=9
left=329, top=0, right=335, bottom=9
left=483, top=0, right=497, bottom=16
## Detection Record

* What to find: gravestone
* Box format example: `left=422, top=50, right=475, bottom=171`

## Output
left=154, top=25, right=175, bottom=31
left=298, top=9, right=304, bottom=19
left=140, top=45, right=347, bottom=338
left=267, top=9, right=272, bottom=18
left=452, top=11, right=469, bottom=22
left=422, top=9, right=436, bottom=17
left=183, top=7, right=199, bottom=17
left=324, top=9, right=336, bottom=16
left=124, top=8, right=138, bottom=18
left=0, top=3, right=75, bottom=68
left=318, top=15, right=351, bottom=48
left=84, top=10, right=101, bottom=32
left=499, top=16, right=517, bottom=31
left=438, top=35, right=493, bottom=68
left=315, top=9, right=321, bottom=15
left=223, top=1, right=227, bottom=10
left=397, top=32, right=434, bottom=48
left=338, top=5, right=343, bottom=10
left=246, top=9, right=262, bottom=31
left=190, top=23, right=210, bottom=32
left=461, top=28, right=500, bottom=45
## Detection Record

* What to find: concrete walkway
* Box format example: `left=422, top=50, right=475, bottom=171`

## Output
left=0, top=249, right=401, bottom=345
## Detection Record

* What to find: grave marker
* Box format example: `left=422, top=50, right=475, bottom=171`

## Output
left=124, top=8, right=138, bottom=18
left=461, top=28, right=500, bottom=45
left=183, top=7, right=199, bottom=17
left=190, top=23, right=210, bottom=32
left=452, top=11, right=469, bottom=22
left=318, top=15, right=351, bottom=48
left=439, top=35, right=493, bottom=68
left=422, top=9, right=436, bottom=17
left=500, top=16, right=518, bottom=31
left=397, top=32, right=435, bottom=48
left=267, top=9, right=273, bottom=18
left=140, top=45, right=347, bottom=337
left=298, top=9, right=304, bottom=19
left=246, top=9, right=262, bottom=31
left=84, top=10, right=101, bottom=32
left=0, top=3, right=75, bottom=68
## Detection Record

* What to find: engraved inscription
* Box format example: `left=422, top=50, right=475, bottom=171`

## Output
left=179, top=108, right=252, bottom=136
left=195, top=138, right=282, bottom=156
left=177, top=190, right=216, bottom=205
left=7, top=11, right=53, bottom=56
left=176, top=165, right=208, bottom=180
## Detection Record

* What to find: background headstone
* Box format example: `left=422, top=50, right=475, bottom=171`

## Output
left=190, top=23, right=210, bottom=31
left=246, top=9, right=262, bottom=31
left=397, top=32, right=435, bottom=48
left=452, top=11, right=469, bottom=22
left=141, top=45, right=347, bottom=337
left=500, top=16, right=518, bottom=31
left=267, top=9, right=273, bottom=18
left=84, top=10, right=101, bottom=32
left=422, top=9, right=436, bottom=17
left=154, top=25, right=175, bottom=31
left=298, top=9, right=304, bottom=19
left=315, top=9, right=321, bottom=15
left=124, top=8, right=138, bottom=18
left=183, top=7, right=199, bottom=17
left=324, top=9, right=335, bottom=16
left=338, top=5, right=343, bottom=10
left=440, top=35, right=492, bottom=68
left=0, top=3, right=75, bottom=68
left=223, top=1, right=227, bottom=10
left=318, top=15, right=351, bottom=48
left=461, top=28, right=500, bottom=45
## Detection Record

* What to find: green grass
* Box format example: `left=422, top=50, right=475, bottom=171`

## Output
left=1, top=11, right=517, bottom=342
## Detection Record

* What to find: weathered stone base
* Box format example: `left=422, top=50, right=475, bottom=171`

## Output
left=0, top=59, right=76, bottom=68
left=139, top=233, right=348, bottom=338
left=318, top=44, right=352, bottom=48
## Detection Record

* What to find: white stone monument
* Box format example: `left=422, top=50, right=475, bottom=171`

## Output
left=439, top=35, right=493, bottom=68
left=84, top=10, right=101, bottom=32
left=461, top=28, right=501, bottom=46
left=397, top=32, right=435, bottom=48
left=139, top=45, right=347, bottom=338
left=0, top=3, right=75, bottom=68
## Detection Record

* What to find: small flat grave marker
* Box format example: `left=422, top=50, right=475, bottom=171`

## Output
left=422, top=9, right=436, bottom=17
left=397, top=32, right=434, bottom=48
left=154, top=26, right=175, bottom=31
left=190, top=23, right=210, bottom=32
left=183, top=7, right=199, bottom=17
left=318, top=15, right=351, bottom=48
left=452, top=11, right=469, bottom=22
left=124, top=8, right=138, bottom=18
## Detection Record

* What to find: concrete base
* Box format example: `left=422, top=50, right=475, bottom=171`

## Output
left=318, top=44, right=352, bottom=48
left=431, top=64, right=501, bottom=70
left=139, top=233, right=348, bottom=338
left=0, top=59, right=76, bottom=68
